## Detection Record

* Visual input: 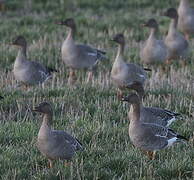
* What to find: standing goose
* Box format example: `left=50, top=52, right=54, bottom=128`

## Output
left=12, top=36, right=57, bottom=88
left=56, top=18, right=106, bottom=84
left=140, top=19, right=168, bottom=65
left=178, top=0, right=194, bottom=41
left=32, top=102, right=83, bottom=168
left=122, top=93, right=188, bottom=160
left=122, top=86, right=181, bottom=127
left=164, top=8, right=189, bottom=63
left=111, top=33, right=147, bottom=99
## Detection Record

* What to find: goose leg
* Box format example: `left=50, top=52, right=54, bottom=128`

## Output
left=147, top=151, right=156, bottom=160
left=22, top=84, right=29, bottom=91
left=68, top=69, right=77, bottom=85
left=180, top=59, right=187, bottom=67
left=165, top=58, right=172, bottom=65
left=185, top=33, right=189, bottom=42
left=117, top=89, right=123, bottom=100
left=158, top=64, right=167, bottom=77
left=64, top=161, right=72, bottom=166
left=86, top=71, right=93, bottom=83
left=48, top=159, right=53, bottom=168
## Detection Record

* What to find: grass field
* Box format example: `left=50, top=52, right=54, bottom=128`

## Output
left=0, top=0, right=194, bottom=179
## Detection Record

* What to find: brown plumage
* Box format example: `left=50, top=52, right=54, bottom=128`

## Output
left=122, top=93, right=188, bottom=160
left=32, top=102, right=83, bottom=168
left=56, top=18, right=107, bottom=84
left=12, top=36, right=57, bottom=87
left=122, top=92, right=181, bottom=127
left=178, top=0, right=194, bottom=40
left=111, top=33, right=147, bottom=99
left=164, top=8, right=189, bottom=62
left=140, top=19, right=168, bottom=65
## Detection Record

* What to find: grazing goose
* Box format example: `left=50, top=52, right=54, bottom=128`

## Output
left=140, top=19, right=168, bottom=65
left=32, top=102, right=83, bottom=168
left=111, top=33, right=147, bottom=99
left=56, top=18, right=106, bottom=84
left=164, top=8, right=189, bottom=63
left=122, top=87, right=181, bottom=127
left=122, top=93, right=188, bottom=160
left=178, top=0, right=194, bottom=40
left=12, top=36, right=57, bottom=88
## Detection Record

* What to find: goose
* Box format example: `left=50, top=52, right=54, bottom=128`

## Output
left=111, top=33, right=147, bottom=99
left=12, top=36, right=57, bottom=88
left=122, top=87, right=181, bottom=127
left=32, top=102, right=83, bottom=168
left=140, top=19, right=168, bottom=65
left=178, top=0, right=194, bottom=41
left=56, top=18, right=107, bottom=84
left=122, top=93, right=188, bottom=160
left=164, top=8, right=189, bottom=63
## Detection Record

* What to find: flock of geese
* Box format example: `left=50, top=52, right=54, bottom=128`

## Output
left=1, top=0, right=193, bottom=168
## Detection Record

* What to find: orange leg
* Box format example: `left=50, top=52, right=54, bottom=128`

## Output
left=165, top=59, right=172, bottom=65
left=48, top=159, right=53, bottom=168
left=68, top=70, right=77, bottom=85
left=87, top=71, right=93, bottom=83
left=117, top=89, right=123, bottom=100
left=180, top=60, right=187, bottom=67
left=162, top=60, right=172, bottom=76
left=22, top=84, right=29, bottom=91
left=185, top=33, right=189, bottom=42
left=64, top=161, right=72, bottom=166
left=147, top=151, right=156, bottom=160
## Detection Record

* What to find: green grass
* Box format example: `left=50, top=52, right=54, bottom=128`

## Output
left=0, top=0, right=194, bottom=179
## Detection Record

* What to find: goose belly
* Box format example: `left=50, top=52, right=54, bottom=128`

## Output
left=166, top=38, right=187, bottom=59
left=13, top=63, right=31, bottom=84
left=61, top=43, right=80, bottom=68
left=37, top=138, right=74, bottom=160
left=111, top=67, right=130, bottom=87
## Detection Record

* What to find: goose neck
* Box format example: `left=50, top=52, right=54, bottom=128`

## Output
left=16, top=46, right=27, bottom=61
left=131, top=103, right=141, bottom=122
left=42, top=113, right=53, bottom=128
left=148, top=28, right=157, bottom=40
left=116, top=43, right=125, bottom=60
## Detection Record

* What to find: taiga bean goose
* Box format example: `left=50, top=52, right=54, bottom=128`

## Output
left=122, top=93, right=188, bottom=160
left=111, top=33, right=147, bottom=99
left=140, top=19, right=168, bottom=65
left=12, top=36, right=57, bottom=88
left=164, top=8, right=189, bottom=63
left=32, top=102, right=83, bottom=168
left=178, top=0, right=194, bottom=40
left=56, top=18, right=106, bottom=85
